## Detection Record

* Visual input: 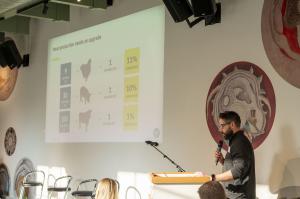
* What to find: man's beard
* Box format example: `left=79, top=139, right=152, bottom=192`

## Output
left=224, top=129, right=234, bottom=140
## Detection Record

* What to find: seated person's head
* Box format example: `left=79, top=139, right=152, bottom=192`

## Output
left=95, top=178, right=119, bottom=199
left=198, top=181, right=226, bottom=199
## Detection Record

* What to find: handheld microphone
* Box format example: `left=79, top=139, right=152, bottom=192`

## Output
left=145, top=140, right=159, bottom=147
left=215, top=140, right=223, bottom=165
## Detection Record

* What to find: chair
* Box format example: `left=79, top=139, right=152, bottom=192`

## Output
left=47, top=174, right=72, bottom=199
left=125, top=186, right=141, bottom=199
left=19, top=170, right=45, bottom=199
left=71, top=179, right=98, bottom=198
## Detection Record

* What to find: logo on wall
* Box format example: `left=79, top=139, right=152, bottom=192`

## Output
left=4, top=127, right=17, bottom=156
left=262, top=0, right=300, bottom=88
left=206, top=62, right=276, bottom=149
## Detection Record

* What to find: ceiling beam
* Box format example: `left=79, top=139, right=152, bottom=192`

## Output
left=17, top=2, right=70, bottom=21
left=51, top=0, right=112, bottom=9
left=0, top=16, right=30, bottom=34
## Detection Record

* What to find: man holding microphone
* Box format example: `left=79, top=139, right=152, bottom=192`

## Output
left=211, top=111, right=256, bottom=199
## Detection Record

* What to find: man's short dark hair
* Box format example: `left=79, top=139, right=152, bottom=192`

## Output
left=198, top=181, right=226, bottom=199
left=219, top=111, right=241, bottom=127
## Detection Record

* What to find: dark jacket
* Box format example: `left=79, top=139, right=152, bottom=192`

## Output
left=222, top=131, right=256, bottom=199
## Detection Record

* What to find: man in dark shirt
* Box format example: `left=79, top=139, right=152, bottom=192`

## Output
left=212, top=111, right=256, bottom=199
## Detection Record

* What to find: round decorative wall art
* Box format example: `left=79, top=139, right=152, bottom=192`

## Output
left=0, top=163, right=10, bottom=197
left=206, top=62, right=276, bottom=150
left=262, top=0, right=300, bottom=88
left=4, top=127, right=17, bottom=156
left=0, top=67, right=18, bottom=101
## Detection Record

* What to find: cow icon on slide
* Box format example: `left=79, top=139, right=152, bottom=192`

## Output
left=80, top=59, right=91, bottom=81
left=79, top=110, right=92, bottom=131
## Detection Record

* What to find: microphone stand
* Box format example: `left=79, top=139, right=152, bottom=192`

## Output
left=146, top=143, right=185, bottom=172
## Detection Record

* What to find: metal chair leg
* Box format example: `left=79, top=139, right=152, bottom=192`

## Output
left=18, top=186, right=24, bottom=199
left=40, top=184, right=44, bottom=199
left=48, top=191, right=53, bottom=199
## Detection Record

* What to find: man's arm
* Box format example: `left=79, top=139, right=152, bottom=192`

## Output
left=214, top=143, right=250, bottom=182
left=214, top=157, right=248, bottom=182
left=215, top=170, right=234, bottom=182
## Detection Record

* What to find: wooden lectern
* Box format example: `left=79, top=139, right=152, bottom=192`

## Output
left=150, top=172, right=210, bottom=199
left=151, top=172, right=210, bottom=184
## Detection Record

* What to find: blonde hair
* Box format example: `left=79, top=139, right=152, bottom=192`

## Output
left=95, top=178, right=119, bottom=199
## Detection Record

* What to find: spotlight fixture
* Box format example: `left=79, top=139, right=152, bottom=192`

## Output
left=186, top=3, right=221, bottom=27
left=0, top=40, right=24, bottom=69
left=162, top=0, right=221, bottom=28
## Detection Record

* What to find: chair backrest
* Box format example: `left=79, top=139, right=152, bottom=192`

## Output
left=77, top=179, right=98, bottom=191
left=47, top=174, right=56, bottom=187
left=47, top=175, right=73, bottom=199
left=23, top=170, right=45, bottom=185
left=55, top=176, right=72, bottom=188
left=20, top=170, right=45, bottom=199
left=125, top=186, right=142, bottom=199
left=48, top=175, right=72, bottom=188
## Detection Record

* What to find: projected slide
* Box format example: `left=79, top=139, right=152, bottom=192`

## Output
left=45, top=6, right=164, bottom=143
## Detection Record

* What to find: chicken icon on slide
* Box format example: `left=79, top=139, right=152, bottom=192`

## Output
left=80, top=59, right=91, bottom=81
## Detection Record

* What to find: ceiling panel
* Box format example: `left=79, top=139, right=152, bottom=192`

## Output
left=0, top=0, right=36, bottom=17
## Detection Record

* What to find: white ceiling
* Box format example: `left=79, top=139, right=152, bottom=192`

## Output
left=0, top=0, right=36, bottom=17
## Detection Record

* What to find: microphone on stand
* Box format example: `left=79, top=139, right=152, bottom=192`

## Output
left=145, top=140, right=185, bottom=172
left=215, top=140, right=223, bottom=165
left=145, top=140, right=159, bottom=147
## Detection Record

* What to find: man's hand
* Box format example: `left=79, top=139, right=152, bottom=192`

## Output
left=215, top=151, right=225, bottom=165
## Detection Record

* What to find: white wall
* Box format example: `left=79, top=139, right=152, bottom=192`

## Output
left=1, top=0, right=300, bottom=198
